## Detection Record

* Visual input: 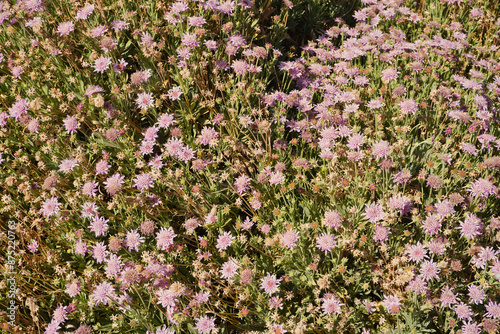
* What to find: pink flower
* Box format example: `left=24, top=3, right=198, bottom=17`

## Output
left=405, top=243, right=427, bottom=263
left=281, top=229, right=298, bottom=249
left=41, top=196, right=60, bottom=218
left=88, top=215, right=109, bottom=237
left=65, top=281, right=81, bottom=297
left=419, top=260, right=440, bottom=281
left=468, top=284, right=485, bottom=304
left=381, top=67, right=398, bottom=82
left=371, top=140, right=391, bottom=158
left=125, top=229, right=144, bottom=252
left=133, top=173, right=154, bottom=192
left=323, top=210, right=342, bottom=230
left=91, top=281, right=115, bottom=306
left=181, top=32, right=199, bottom=48
left=27, top=118, right=39, bottom=133
left=58, top=158, right=79, bottom=173
left=458, top=213, right=482, bottom=240
left=74, top=239, right=88, bottom=256
left=92, top=241, right=108, bottom=264
left=382, top=295, right=401, bottom=314
left=104, top=173, right=125, bottom=196
left=399, top=99, right=419, bottom=114
left=234, top=174, right=251, bottom=194
left=57, top=22, right=74, bottom=36
left=216, top=231, right=234, bottom=251
left=157, top=113, right=176, bottom=129
left=469, top=178, right=497, bottom=198
left=63, top=116, right=80, bottom=134
left=28, top=240, right=38, bottom=253
left=89, top=25, right=107, bottom=38
left=454, top=302, right=473, bottom=321
left=363, top=202, right=384, bottom=223
left=198, top=127, right=219, bottom=146
left=485, top=300, right=500, bottom=319
left=75, top=4, right=95, bottom=20
left=136, top=92, right=155, bottom=109
left=194, top=315, right=217, bottom=334
left=12, top=66, right=23, bottom=78
left=316, top=233, right=337, bottom=254
left=93, top=55, right=112, bottom=73
left=9, top=99, right=29, bottom=120
left=95, top=159, right=110, bottom=175
left=373, top=225, right=390, bottom=242
left=220, top=258, right=239, bottom=279
left=156, top=227, right=177, bottom=251
left=105, top=254, right=123, bottom=276
left=269, top=171, right=285, bottom=185
left=167, top=87, right=183, bottom=101
left=439, top=286, right=457, bottom=307
left=260, top=273, right=281, bottom=295
left=82, top=181, right=98, bottom=196
left=231, top=60, right=249, bottom=74
left=322, top=295, right=343, bottom=315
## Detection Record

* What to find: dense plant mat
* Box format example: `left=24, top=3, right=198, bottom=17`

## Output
left=1, top=0, right=500, bottom=333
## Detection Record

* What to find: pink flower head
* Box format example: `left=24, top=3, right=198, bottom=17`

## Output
left=28, top=240, right=38, bottom=253
left=92, top=241, right=108, bottom=264
left=57, top=21, right=74, bottom=36
left=373, top=224, right=390, bottom=242
left=104, top=173, right=125, bottom=196
left=194, top=315, right=217, bottom=334
left=167, top=86, right=183, bottom=101
left=157, top=113, right=176, bottom=129
left=234, top=174, right=251, bottom=194
left=316, top=233, right=337, bottom=254
left=382, top=295, right=401, bottom=314
left=231, top=60, right=249, bottom=75
left=458, top=213, right=482, bottom=239
left=125, top=229, right=145, bottom=252
left=82, top=181, right=98, bottom=196
left=363, top=202, right=384, bottom=223
left=260, top=273, right=281, bottom=295
left=91, top=281, right=115, bottom=305
left=156, top=227, right=177, bottom=251
left=216, top=231, right=234, bottom=251
left=469, top=178, right=497, bottom=198
left=95, top=159, right=110, bottom=175
left=41, top=196, right=60, bottom=218
left=198, top=127, right=219, bottom=146
left=133, top=173, right=154, bottom=192
left=75, top=4, right=95, bottom=20
left=405, top=243, right=428, bottom=263
left=485, top=300, right=500, bottom=319
left=74, top=238, right=88, bottom=256
left=88, top=215, right=109, bottom=237
left=322, top=294, right=343, bottom=315
left=181, top=32, right=199, bottom=48
left=63, top=115, right=80, bottom=134
left=281, top=229, right=298, bottom=249
left=27, top=117, right=39, bottom=133
left=93, top=55, right=112, bottom=73
left=399, top=99, right=419, bottom=114
left=136, top=92, right=155, bottom=109
left=220, top=258, right=239, bottom=279
left=65, top=280, right=81, bottom=297
left=9, top=99, right=29, bottom=120
left=12, top=66, right=23, bottom=78
left=323, top=210, right=342, bottom=230
left=59, top=158, right=79, bottom=173
left=371, top=140, right=391, bottom=158
left=419, top=260, right=440, bottom=281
